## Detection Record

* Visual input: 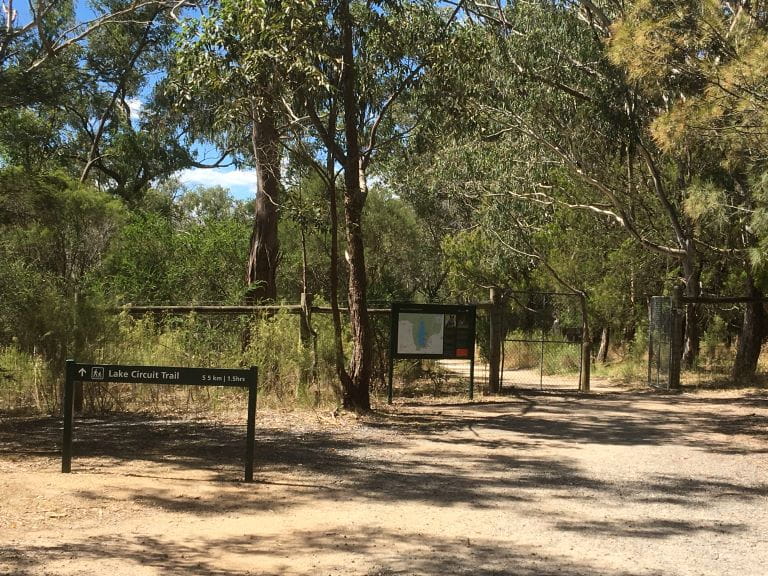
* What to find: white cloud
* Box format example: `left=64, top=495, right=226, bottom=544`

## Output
left=126, top=98, right=144, bottom=120
left=176, top=168, right=258, bottom=199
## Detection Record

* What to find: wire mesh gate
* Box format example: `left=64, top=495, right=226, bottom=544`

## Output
left=501, top=292, right=583, bottom=391
left=648, top=296, right=682, bottom=390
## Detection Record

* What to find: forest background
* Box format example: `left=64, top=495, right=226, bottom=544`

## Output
left=2, top=0, right=768, bottom=414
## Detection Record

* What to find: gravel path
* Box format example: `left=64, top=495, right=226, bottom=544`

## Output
left=1, top=387, right=767, bottom=575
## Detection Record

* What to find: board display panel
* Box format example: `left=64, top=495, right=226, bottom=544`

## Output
left=391, top=303, right=476, bottom=360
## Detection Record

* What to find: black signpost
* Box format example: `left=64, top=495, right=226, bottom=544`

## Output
left=62, top=360, right=258, bottom=482
left=388, top=303, right=477, bottom=403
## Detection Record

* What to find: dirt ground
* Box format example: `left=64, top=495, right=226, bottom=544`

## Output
left=1, top=383, right=767, bottom=576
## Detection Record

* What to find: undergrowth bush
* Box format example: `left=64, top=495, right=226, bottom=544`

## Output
left=1, top=309, right=354, bottom=415
left=0, top=346, right=56, bottom=413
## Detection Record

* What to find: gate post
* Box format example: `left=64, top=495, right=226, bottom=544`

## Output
left=488, top=288, right=503, bottom=394
left=579, top=292, right=591, bottom=393
left=299, top=292, right=316, bottom=393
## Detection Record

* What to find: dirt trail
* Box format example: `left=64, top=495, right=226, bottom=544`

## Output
left=1, top=388, right=767, bottom=575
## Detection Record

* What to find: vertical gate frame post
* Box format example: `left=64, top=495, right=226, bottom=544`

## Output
left=468, top=356, right=475, bottom=400
left=387, top=306, right=396, bottom=404
left=579, top=292, right=591, bottom=393
left=648, top=299, right=654, bottom=387
left=488, top=288, right=503, bottom=395
left=540, top=294, right=546, bottom=390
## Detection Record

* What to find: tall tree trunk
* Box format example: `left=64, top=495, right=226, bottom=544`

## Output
left=245, top=107, right=281, bottom=303
left=732, top=276, right=767, bottom=381
left=325, top=121, right=353, bottom=397
left=342, top=166, right=372, bottom=411
left=339, top=0, right=371, bottom=411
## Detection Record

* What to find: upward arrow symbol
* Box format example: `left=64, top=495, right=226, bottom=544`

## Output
left=78, top=368, right=86, bottom=377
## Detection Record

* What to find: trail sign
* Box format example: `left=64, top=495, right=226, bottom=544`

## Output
left=70, top=363, right=254, bottom=386
left=62, top=361, right=258, bottom=482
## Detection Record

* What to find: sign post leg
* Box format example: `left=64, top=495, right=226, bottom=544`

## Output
left=62, top=360, right=75, bottom=473
left=244, top=371, right=257, bottom=482
left=468, top=357, right=475, bottom=401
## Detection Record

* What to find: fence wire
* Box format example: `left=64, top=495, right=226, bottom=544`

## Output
left=501, top=292, right=583, bottom=391
left=682, top=301, right=767, bottom=386
left=648, top=296, right=674, bottom=389
left=649, top=297, right=768, bottom=388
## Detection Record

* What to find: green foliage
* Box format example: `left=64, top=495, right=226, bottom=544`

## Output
left=363, top=186, right=442, bottom=303
left=7, top=0, right=768, bottom=411
left=0, top=168, right=127, bottom=370
left=101, top=186, right=250, bottom=304
left=609, top=0, right=768, bottom=293
left=702, top=315, right=731, bottom=366
left=243, top=311, right=312, bottom=405
left=170, top=0, right=324, bottom=157
left=748, top=174, right=768, bottom=287
left=100, top=211, right=176, bottom=303
left=75, top=309, right=349, bottom=412
left=443, top=226, right=532, bottom=301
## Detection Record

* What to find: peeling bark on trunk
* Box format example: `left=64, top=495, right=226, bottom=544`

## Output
left=245, top=110, right=281, bottom=304
left=597, top=326, right=609, bottom=364
left=342, top=168, right=372, bottom=411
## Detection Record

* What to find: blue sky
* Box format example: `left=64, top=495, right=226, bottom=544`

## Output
left=126, top=97, right=257, bottom=201
left=177, top=166, right=258, bottom=201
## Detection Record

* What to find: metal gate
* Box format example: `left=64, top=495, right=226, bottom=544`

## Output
left=648, top=296, right=682, bottom=390
left=501, top=292, right=583, bottom=391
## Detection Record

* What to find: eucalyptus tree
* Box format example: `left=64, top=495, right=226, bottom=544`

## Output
left=413, top=0, right=768, bottom=379
left=101, top=184, right=250, bottom=305
left=0, top=0, right=177, bottom=74
left=293, top=1, right=465, bottom=410
left=0, top=167, right=127, bottom=375
left=172, top=1, right=325, bottom=302
left=415, top=0, right=724, bottom=372
left=608, top=0, right=768, bottom=377
left=1, top=0, right=194, bottom=201
left=173, top=0, right=461, bottom=410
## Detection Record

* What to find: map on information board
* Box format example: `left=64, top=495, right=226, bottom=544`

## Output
left=390, top=303, right=476, bottom=359
left=397, top=312, right=445, bottom=355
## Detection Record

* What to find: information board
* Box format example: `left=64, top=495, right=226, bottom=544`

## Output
left=388, top=303, right=477, bottom=403
left=391, top=303, right=476, bottom=359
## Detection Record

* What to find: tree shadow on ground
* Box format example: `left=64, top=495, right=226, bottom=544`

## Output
left=1, top=524, right=675, bottom=576
left=2, top=390, right=767, bottom=499
left=370, top=390, right=768, bottom=455
left=2, top=390, right=767, bottom=546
